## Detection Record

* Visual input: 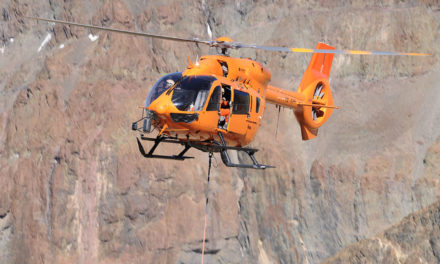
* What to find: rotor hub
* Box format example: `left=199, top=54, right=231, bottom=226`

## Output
left=214, top=37, right=234, bottom=55
left=215, top=36, right=233, bottom=43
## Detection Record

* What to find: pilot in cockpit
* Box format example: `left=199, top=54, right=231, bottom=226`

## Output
left=166, top=79, right=175, bottom=88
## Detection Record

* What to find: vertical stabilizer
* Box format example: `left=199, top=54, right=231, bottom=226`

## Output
left=296, top=43, right=336, bottom=140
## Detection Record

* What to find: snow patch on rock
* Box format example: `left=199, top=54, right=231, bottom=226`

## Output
left=38, top=33, right=52, bottom=52
left=88, top=34, right=99, bottom=42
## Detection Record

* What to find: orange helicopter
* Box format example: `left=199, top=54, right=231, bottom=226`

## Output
left=27, top=17, right=428, bottom=169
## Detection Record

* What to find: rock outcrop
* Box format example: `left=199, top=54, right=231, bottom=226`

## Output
left=0, top=1, right=439, bottom=263
left=324, top=200, right=440, bottom=264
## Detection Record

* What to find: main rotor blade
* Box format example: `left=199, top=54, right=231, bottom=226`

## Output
left=25, top=17, right=429, bottom=56
left=235, top=43, right=429, bottom=56
left=25, top=16, right=211, bottom=45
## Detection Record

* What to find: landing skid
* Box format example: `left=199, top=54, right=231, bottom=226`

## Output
left=216, top=132, right=275, bottom=169
left=136, top=136, right=193, bottom=160
left=135, top=133, right=274, bottom=169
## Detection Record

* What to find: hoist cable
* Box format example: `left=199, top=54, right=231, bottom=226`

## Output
left=201, top=152, right=213, bottom=264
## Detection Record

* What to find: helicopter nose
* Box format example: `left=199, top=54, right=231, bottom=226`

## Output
left=155, top=103, right=168, bottom=115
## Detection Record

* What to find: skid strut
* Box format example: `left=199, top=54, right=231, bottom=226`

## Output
left=217, top=132, right=274, bottom=169
left=136, top=135, right=194, bottom=160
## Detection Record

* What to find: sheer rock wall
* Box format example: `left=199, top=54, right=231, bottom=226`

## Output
left=0, top=1, right=439, bottom=263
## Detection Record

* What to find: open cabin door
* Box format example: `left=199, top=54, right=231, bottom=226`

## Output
left=227, top=88, right=250, bottom=135
left=201, top=82, right=222, bottom=131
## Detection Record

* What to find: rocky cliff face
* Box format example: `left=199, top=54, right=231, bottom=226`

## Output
left=0, top=1, right=439, bottom=263
left=324, top=200, right=440, bottom=264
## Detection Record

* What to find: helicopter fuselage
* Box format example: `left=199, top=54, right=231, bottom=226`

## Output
left=144, top=55, right=272, bottom=147
left=26, top=16, right=425, bottom=167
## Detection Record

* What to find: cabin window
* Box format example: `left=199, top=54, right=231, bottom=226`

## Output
left=232, top=90, right=250, bottom=115
left=256, top=97, right=261, bottom=113
left=206, top=86, right=221, bottom=111
left=218, top=61, right=228, bottom=77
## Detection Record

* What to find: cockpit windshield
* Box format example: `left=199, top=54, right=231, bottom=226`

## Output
left=171, top=76, right=216, bottom=112
left=145, top=72, right=182, bottom=107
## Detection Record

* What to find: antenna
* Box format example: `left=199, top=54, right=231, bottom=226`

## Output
left=275, top=105, right=281, bottom=138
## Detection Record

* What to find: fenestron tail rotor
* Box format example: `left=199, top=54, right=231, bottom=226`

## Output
left=25, top=16, right=430, bottom=57
left=312, top=83, right=325, bottom=121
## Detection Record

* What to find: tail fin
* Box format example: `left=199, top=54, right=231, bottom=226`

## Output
left=295, top=43, right=336, bottom=140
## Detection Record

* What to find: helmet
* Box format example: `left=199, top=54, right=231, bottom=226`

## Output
left=166, top=79, right=175, bottom=87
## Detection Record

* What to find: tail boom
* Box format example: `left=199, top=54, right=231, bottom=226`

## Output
left=265, top=85, right=305, bottom=109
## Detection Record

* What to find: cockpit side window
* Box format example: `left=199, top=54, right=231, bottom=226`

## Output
left=193, top=89, right=210, bottom=111
left=206, top=86, right=221, bottom=111
left=145, top=72, right=182, bottom=106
